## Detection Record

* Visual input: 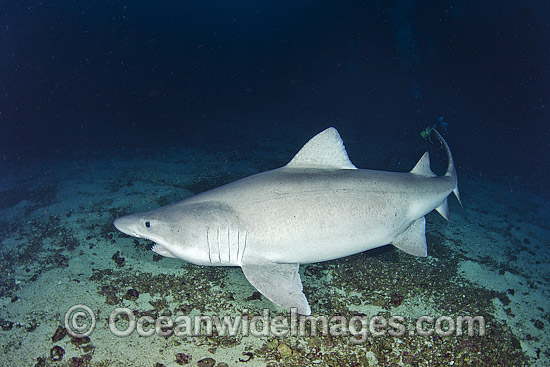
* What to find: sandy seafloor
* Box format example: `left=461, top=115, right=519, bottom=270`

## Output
left=0, top=131, right=549, bottom=367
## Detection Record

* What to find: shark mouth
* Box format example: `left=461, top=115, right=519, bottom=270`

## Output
left=151, top=243, right=176, bottom=258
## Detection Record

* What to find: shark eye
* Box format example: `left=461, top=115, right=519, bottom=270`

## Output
left=145, top=221, right=151, bottom=228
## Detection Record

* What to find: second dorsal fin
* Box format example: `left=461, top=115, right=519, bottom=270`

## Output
left=410, top=152, right=436, bottom=177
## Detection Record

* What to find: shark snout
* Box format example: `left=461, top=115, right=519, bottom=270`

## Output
left=114, top=216, right=141, bottom=237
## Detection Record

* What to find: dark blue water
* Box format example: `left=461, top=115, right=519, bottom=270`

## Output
left=2, top=1, right=548, bottom=189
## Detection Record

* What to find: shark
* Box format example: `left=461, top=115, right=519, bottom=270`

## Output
left=114, top=127, right=460, bottom=315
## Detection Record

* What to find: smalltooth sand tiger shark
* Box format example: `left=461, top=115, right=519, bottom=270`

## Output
left=114, top=127, right=460, bottom=315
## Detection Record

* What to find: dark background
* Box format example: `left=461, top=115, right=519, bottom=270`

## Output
left=1, top=1, right=549, bottom=189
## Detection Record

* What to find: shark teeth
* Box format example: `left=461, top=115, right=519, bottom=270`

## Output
left=151, top=243, right=177, bottom=258
left=151, top=243, right=165, bottom=253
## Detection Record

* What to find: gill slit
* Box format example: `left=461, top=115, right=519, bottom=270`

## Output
left=227, top=228, right=231, bottom=263
left=217, top=226, right=221, bottom=263
left=237, top=230, right=240, bottom=264
left=206, top=226, right=212, bottom=264
left=242, top=230, right=248, bottom=263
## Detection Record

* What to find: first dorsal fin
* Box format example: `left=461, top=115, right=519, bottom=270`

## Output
left=410, top=152, right=436, bottom=177
left=285, top=127, right=357, bottom=170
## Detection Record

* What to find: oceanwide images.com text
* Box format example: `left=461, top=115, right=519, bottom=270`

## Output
left=65, top=305, right=486, bottom=343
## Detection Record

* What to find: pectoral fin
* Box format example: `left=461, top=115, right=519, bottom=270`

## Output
left=241, top=263, right=311, bottom=315
left=392, top=216, right=428, bottom=257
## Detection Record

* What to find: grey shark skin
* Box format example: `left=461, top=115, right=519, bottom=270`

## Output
left=114, top=127, right=460, bottom=315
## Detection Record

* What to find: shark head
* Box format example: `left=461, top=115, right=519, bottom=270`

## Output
left=114, top=201, right=239, bottom=265
left=114, top=204, right=202, bottom=263
left=114, top=209, right=180, bottom=259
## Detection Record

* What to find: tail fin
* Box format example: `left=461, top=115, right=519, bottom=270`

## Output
left=431, top=129, right=462, bottom=207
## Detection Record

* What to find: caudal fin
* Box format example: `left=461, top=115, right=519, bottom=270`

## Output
left=432, top=129, right=462, bottom=207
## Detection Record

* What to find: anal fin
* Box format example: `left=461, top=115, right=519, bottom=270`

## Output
left=241, top=263, right=311, bottom=315
left=435, top=199, right=450, bottom=220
